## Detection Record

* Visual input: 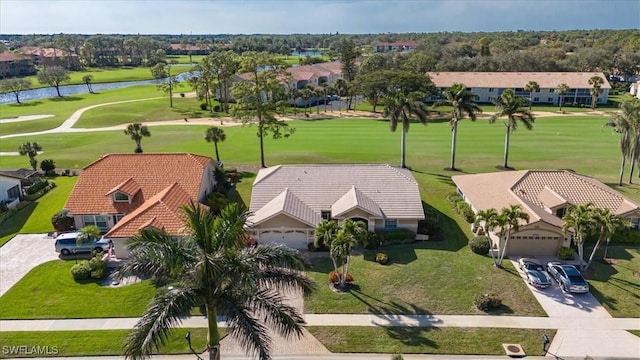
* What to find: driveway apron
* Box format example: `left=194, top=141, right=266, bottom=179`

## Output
left=0, top=234, right=58, bottom=296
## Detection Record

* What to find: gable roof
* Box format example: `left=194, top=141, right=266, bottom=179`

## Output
left=249, top=164, right=424, bottom=226
left=452, top=170, right=640, bottom=229
left=65, top=153, right=211, bottom=217
left=0, top=168, right=39, bottom=180
left=250, top=188, right=320, bottom=227
left=427, top=72, right=611, bottom=90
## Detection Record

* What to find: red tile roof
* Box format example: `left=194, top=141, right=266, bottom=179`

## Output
left=65, top=153, right=212, bottom=219
left=20, top=47, right=77, bottom=58
left=0, top=52, right=28, bottom=62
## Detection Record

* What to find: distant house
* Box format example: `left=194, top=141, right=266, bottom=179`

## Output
left=373, top=41, right=420, bottom=53
left=19, top=47, right=80, bottom=70
left=248, top=164, right=425, bottom=249
left=167, top=43, right=211, bottom=56
left=0, top=52, right=36, bottom=79
left=630, top=81, right=640, bottom=100
left=0, top=169, right=38, bottom=208
left=427, top=72, right=611, bottom=106
left=64, top=153, right=217, bottom=258
left=452, top=170, right=640, bottom=257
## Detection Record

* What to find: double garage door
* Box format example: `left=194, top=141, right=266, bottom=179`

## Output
left=259, top=230, right=307, bottom=249
left=506, top=236, right=562, bottom=257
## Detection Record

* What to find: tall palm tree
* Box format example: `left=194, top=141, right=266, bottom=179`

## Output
left=18, top=141, right=43, bottom=171
left=433, top=83, right=482, bottom=171
left=555, top=83, right=570, bottom=112
left=474, top=208, right=499, bottom=265
left=383, top=90, right=430, bottom=168
left=124, top=123, right=151, bottom=153
left=588, top=75, right=604, bottom=110
left=496, top=205, right=529, bottom=267
left=331, top=219, right=367, bottom=287
left=490, top=89, right=535, bottom=170
left=588, top=208, right=626, bottom=269
left=524, top=81, right=540, bottom=111
left=562, top=203, right=596, bottom=271
left=314, top=219, right=339, bottom=273
left=116, top=203, right=315, bottom=360
left=300, top=86, right=313, bottom=116
left=609, top=99, right=640, bottom=185
left=204, top=126, right=226, bottom=162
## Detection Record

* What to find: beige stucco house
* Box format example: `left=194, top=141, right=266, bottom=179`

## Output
left=452, top=170, right=640, bottom=257
left=248, top=164, right=425, bottom=249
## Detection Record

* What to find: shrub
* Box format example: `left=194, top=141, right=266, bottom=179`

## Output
left=419, top=206, right=441, bottom=235
left=71, top=261, right=91, bottom=281
left=455, top=201, right=475, bottom=223
left=377, top=229, right=416, bottom=246
left=307, top=242, right=317, bottom=251
left=376, top=251, right=389, bottom=265
left=469, top=236, right=491, bottom=255
left=328, top=271, right=354, bottom=284
left=88, top=255, right=107, bottom=280
left=213, top=104, right=222, bottom=112
left=0, top=201, right=8, bottom=213
left=26, top=178, right=50, bottom=195
left=446, top=191, right=462, bottom=203
left=474, top=293, right=502, bottom=311
left=200, top=103, right=208, bottom=110
left=361, top=231, right=378, bottom=250
left=51, top=210, right=75, bottom=232
left=557, top=246, right=574, bottom=260
left=609, top=229, right=640, bottom=245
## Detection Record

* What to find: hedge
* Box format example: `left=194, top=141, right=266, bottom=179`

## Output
left=377, top=229, right=416, bottom=246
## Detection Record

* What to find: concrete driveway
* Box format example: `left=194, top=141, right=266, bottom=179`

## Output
left=511, top=258, right=640, bottom=359
left=0, top=234, right=59, bottom=296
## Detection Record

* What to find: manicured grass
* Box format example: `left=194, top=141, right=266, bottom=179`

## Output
left=586, top=245, right=640, bottom=318
left=308, top=327, right=556, bottom=356
left=0, top=260, right=156, bottom=319
left=0, top=328, right=219, bottom=358
left=166, top=54, right=207, bottom=64
left=74, top=96, right=216, bottom=128
left=0, top=85, right=160, bottom=134
left=0, top=176, right=77, bottom=247
left=630, top=330, right=640, bottom=337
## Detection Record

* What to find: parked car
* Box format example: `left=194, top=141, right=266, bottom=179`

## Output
left=546, top=262, right=590, bottom=294
left=518, top=258, right=551, bottom=289
left=54, top=232, right=110, bottom=255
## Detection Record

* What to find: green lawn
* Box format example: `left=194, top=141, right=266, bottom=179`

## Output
left=0, top=328, right=217, bottom=358
left=586, top=245, right=640, bottom=318
left=630, top=330, right=640, bottom=337
left=0, top=260, right=156, bottom=319
left=166, top=54, right=207, bottom=64
left=308, top=327, right=555, bottom=356
left=0, top=176, right=77, bottom=247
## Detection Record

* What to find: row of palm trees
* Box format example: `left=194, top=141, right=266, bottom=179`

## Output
left=475, top=202, right=627, bottom=271
left=607, top=98, right=640, bottom=186
left=387, top=83, right=535, bottom=170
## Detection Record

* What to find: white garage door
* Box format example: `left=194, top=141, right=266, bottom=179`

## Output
left=259, top=230, right=307, bottom=249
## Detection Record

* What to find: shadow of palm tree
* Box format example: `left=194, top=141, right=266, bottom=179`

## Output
left=385, top=326, right=439, bottom=348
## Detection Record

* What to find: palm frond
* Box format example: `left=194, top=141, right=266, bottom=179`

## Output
left=219, top=293, right=271, bottom=360
left=124, top=286, right=198, bottom=359
left=248, top=288, right=305, bottom=339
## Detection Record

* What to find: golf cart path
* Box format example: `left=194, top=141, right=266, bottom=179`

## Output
left=0, top=114, right=55, bottom=123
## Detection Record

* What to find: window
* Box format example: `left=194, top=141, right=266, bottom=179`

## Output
left=384, top=219, right=397, bottom=229
left=82, top=215, right=108, bottom=230
left=6, top=185, right=20, bottom=199
left=321, top=211, right=331, bottom=220
left=535, top=89, right=540, bottom=92
left=114, top=214, right=125, bottom=224
left=533, top=97, right=539, bottom=102
left=114, top=192, right=129, bottom=202
left=555, top=207, right=566, bottom=218
left=548, top=97, right=553, bottom=102
left=488, top=88, right=494, bottom=92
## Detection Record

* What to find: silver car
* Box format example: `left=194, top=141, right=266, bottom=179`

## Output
left=518, top=258, right=551, bottom=289
left=54, top=232, right=110, bottom=255
left=547, top=262, right=590, bottom=294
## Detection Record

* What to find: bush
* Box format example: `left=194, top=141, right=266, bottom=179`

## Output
left=199, top=102, right=208, bottom=110
left=71, top=261, right=91, bottom=281
left=376, top=251, right=389, bottom=265
left=307, top=242, right=317, bottom=251
left=377, top=229, right=416, bottom=246
left=474, top=293, right=502, bottom=311
left=609, top=229, right=640, bottom=245
left=361, top=231, right=378, bottom=250
left=328, top=271, right=354, bottom=284
left=88, top=255, right=107, bottom=280
left=26, top=178, right=51, bottom=195
left=419, top=206, right=441, bottom=235
left=0, top=201, right=8, bottom=213
left=446, top=191, right=462, bottom=203
left=213, top=104, right=222, bottom=112
left=470, top=236, right=491, bottom=255
left=557, top=246, right=575, bottom=260
left=454, top=201, right=475, bottom=223
left=51, top=210, right=75, bottom=232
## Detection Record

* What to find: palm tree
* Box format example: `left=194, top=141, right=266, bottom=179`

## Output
left=433, top=83, right=482, bottom=171
left=555, top=83, right=570, bottom=112
left=314, top=219, right=340, bottom=274
left=115, top=203, right=315, bottom=360
left=562, top=203, right=596, bottom=271
left=331, top=219, right=367, bottom=287
left=383, top=90, right=430, bottom=168
left=77, top=224, right=101, bottom=245
left=474, top=208, right=499, bottom=265
left=496, top=205, right=529, bottom=267
left=524, top=81, right=540, bottom=111
left=204, top=126, right=226, bottom=162
left=490, top=89, right=535, bottom=170
left=609, top=100, right=640, bottom=185
left=588, top=75, right=604, bottom=110
left=18, top=141, right=43, bottom=171
left=588, top=208, right=626, bottom=269
left=82, top=74, right=94, bottom=93
left=300, top=86, right=313, bottom=116
left=124, top=123, right=151, bottom=153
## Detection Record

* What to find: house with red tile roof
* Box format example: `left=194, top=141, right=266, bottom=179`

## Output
left=64, top=153, right=217, bottom=258
left=19, top=47, right=80, bottom=69
left=452, top=170, right=640, bottom=257
left=0, top=52, right=36, bottom=79
left=248, top=164, right=425, bottom=249
left=428, top=72, right=611, bottom=107
left=374, top=41, right=420, bottom=53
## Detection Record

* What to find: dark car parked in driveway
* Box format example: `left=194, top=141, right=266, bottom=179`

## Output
left=547, top=262, right=590, bottom=294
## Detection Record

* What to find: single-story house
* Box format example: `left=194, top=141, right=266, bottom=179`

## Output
left=374, top=41, right=420, bottom=53
left=64, top=153, right=217, bottom=258
left=248, top=164, right=425, bottom=249
left=452, top=170, right=640, bottom=257
left=0, top=168, right=39, bottom=208
left=427, top=72, right=611, bottom=106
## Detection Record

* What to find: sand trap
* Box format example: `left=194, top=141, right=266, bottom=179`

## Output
left=0, top=151, right=44, bottom=156
left=0, top=115, right=55, bottom=124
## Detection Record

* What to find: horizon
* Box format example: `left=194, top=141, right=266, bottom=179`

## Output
left=1, top=0, right=638, bottom=35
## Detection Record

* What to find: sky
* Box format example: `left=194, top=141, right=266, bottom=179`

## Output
left=1, top=0, right=638, bottom=35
